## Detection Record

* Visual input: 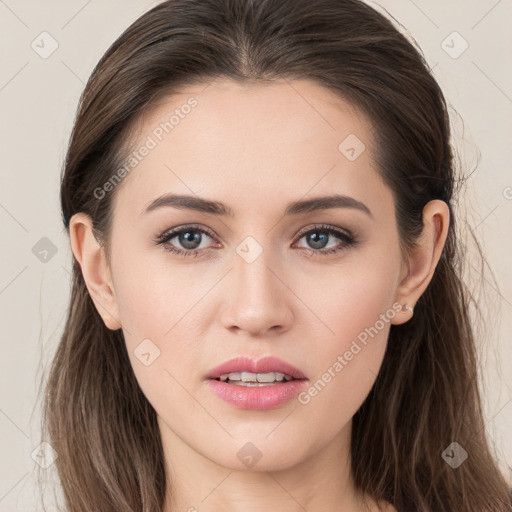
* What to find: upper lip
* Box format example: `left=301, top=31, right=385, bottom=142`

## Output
left=206, top=356, right=308, bottom=380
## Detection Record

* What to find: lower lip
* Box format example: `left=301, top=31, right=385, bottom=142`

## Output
left=206, top=379, right=308, bottom=410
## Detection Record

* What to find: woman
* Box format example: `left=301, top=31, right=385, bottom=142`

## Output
left=41, top=0, right=512, bottom=510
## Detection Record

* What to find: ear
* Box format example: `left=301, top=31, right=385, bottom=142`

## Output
left=69, top=212, right=122, bottom=330
left=391, top=199, right=450, bottom=325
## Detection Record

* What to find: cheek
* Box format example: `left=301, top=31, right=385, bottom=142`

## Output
left=295, top=310, right=391, bottom=450
left=110, top=242, right=200, bottom=338
left=109, top=244, right=212, bottom=401
left=297, top=246, right=400, bottom=348
left=293, top=251, right=400, bottom=427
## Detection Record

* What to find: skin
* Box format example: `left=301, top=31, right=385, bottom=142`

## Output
left=70, top=78, right=449, bottom=511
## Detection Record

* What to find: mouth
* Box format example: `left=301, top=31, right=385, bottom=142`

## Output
left=206, top=355, right=308, bottom=383
left=213, top=371, right=301, bottom=386
left=205, top=355, right=308, bottom=410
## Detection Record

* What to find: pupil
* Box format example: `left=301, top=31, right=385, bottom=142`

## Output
left=179, top=231, right=202, bottom=249
left=308, top=232, right=328, bottom=249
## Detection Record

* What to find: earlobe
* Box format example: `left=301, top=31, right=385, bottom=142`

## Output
left=69, top=213, right=122, bottom=330
left=391, top=199, right=450, bottom=325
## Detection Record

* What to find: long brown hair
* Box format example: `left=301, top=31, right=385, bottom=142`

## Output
left=42, top=0, right=512, bottom=510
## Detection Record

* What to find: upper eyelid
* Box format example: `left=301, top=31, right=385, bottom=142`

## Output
left=159, top=223, right=215, bottom=238
left=295, top=224, right=353, bottom=238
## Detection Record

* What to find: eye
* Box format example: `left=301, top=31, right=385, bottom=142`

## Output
left=153, top=225, right=220, bottom=257
left=293, top=224, right=357, bottom=256
left=154, top=223, right=357, bottom=258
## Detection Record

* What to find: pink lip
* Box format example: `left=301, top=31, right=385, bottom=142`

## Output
left=206, top=355, right=307, bottom=380
left=205, top=356, right=308, bottom=410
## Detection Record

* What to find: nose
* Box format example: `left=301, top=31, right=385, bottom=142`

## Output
left=219, top=247, right=294, bottom=337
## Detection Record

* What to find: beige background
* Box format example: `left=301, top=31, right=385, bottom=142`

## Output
left=0, top=0, right=511, bottom=509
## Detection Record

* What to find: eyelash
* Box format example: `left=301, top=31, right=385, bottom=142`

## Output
left=153, top=223, right=357, bottom=258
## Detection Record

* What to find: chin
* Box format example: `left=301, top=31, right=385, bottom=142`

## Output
left=205, top=436, right=315, bottom=473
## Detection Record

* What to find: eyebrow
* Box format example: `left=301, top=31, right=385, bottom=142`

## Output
left=142, top=193, right=373, bottom=218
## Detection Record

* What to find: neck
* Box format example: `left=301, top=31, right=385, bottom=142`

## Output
left=159, top=417, right=375, bottom=512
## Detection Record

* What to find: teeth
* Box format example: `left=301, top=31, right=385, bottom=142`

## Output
left=220, top=372, right=240, bottom=381
left=242, top=372, right=257, bottom=382
left=218, top=371, right=294, bottom=383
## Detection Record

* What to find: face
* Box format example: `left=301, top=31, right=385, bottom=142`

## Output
left=105, top=78, right=407, bottom=471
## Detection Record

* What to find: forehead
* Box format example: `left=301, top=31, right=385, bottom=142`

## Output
left=112, top=77, right=388, bottom=219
